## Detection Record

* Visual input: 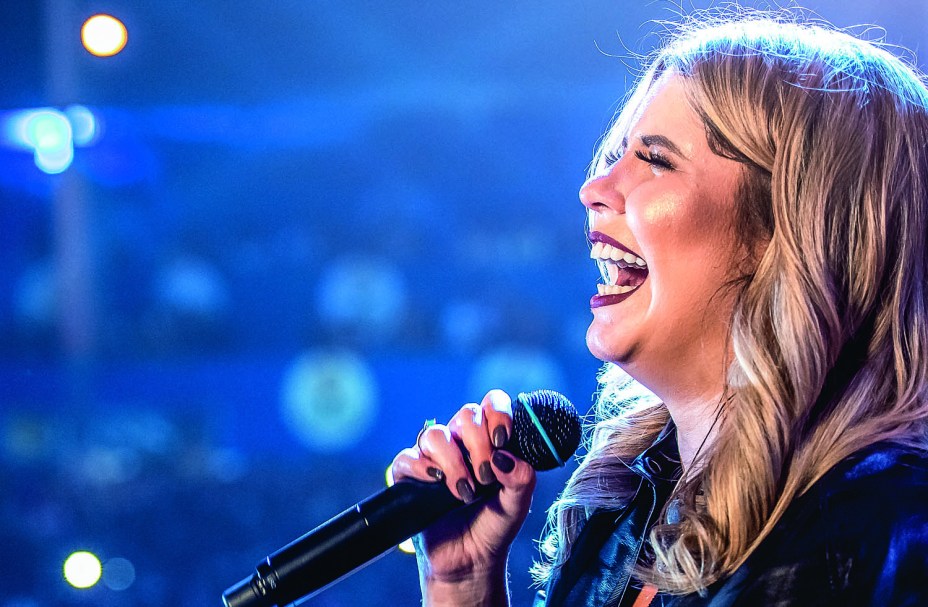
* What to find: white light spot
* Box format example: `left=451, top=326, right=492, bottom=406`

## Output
left=81, top=14, right=128, bottom=57
left=63, top=551, right=102, bottom=589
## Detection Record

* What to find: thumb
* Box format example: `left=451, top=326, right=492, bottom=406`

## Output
left=491, top=450, right=536, bottom=512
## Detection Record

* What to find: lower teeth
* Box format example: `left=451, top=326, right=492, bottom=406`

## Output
left=598, top=284, right=637, bottom=296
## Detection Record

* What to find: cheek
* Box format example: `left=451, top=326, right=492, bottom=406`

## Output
left=639, top=194, right=686, bottom=229
left=629, top=188, right=737, bottom=266
left=627, top=190, right=689, bottom=260
left=628, top=180, right=677, bottom=217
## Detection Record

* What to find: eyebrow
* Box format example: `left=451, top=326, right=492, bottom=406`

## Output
left=623, top=134, right=689, bottom=160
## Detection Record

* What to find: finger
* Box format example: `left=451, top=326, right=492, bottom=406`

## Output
left=490, top=449, right=537, bottom=516
left=448, top=403, right=496, bottom=487
left=480, top=389, right=514, bottom=450
left=390, top=447, right=445, bottom=484
left=481, top=390, right=536, bottom=516
left=417, top=424, right=477, bottom=503
left=491, top=449, right=536, bottom=489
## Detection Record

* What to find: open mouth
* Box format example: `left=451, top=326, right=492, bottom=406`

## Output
left=588, top=231, right=648, bottom=308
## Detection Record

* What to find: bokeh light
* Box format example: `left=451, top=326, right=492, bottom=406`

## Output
left=315, top=256, right=408, bottom=344
left=65, top=105, right=98, bottom=146
left=34, top=145, right=74, bottom=174
left=81, top=14, right=128, bottom=57
left=2, top=108, right=77, bottom=173
left=469, top=345, right=567, bottom=399
left=63, top=551, right=102, bottom=589
left=398, top=538, right=416, bottom=555
left=1, top=106, right=99, bottom=173
left=102, top=557, right=136, bottom=591
left=280, top=350, right=378, bottom=452
left=25, top=110, right=71, bottom=151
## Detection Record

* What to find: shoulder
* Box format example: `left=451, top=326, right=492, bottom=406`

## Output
left=673, top=444, right=928, bottom=607
left=812, top=443, right=928, bottom=534
left=741, top=444, right=928, bottom=605
left=756, top=443, right=928, bottom=539
left=819, top=442, right=928, bottom=490
left=815, top=444, right=928, bottom=594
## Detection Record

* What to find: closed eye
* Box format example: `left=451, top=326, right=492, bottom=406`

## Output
left=634, top=149, right=675, bottom=172
left=603, top=150, right=622, bottom=167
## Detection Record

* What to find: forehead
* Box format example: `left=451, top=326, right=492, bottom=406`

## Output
left=604, top=73, right=707, bottom=158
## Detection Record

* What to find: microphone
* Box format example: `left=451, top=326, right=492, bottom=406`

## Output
left=222, top=390, right=581, bottom=607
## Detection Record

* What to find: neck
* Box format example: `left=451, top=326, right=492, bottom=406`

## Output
left=666, top=393, right=723, bottom=470
left=622, top=343, right=731, bottom=469
left=623, top=363, right=727, bottom=468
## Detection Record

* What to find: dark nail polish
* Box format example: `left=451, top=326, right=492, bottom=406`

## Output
left=492, top=450, right=515, bottom=473
left=478, top=461, right=496, bottom=485
left=456, top=479, right=475, bottom=503
left=492, top=426, right=508, bottom=449
left=426, top=467, right=444, bottom=481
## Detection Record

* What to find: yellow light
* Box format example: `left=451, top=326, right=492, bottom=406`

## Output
left=81, top=14, right=128, bottom=57
left=384, top=464, right=395, bottom=487
left=64, top=551, right=103, bottom=589
left=385, top=465, right=416, bottom=554
left=398, top=538, right=416, bottom=554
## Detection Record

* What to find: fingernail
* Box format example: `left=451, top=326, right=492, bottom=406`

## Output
left=478, top=461, right=496, bottom=485
left=426, top=467, right=444, bottom=481
left=492, top=426, right=508, bottom=449
left=456, top=479, right=475, bottom=503
left=492, top=450, right=515, bottom=473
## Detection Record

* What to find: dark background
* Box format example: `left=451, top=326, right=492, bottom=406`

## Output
left=2, top=2, right=926, bottom=605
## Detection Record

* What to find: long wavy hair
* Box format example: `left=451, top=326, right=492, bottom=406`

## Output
left=535, top=12, right=928, bottom=594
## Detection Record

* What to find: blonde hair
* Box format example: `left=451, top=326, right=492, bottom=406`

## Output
left=535, top=12, right=928, bottom=594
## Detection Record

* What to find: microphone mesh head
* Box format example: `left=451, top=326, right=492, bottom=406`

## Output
left=510, top=390, right=581, bottom=471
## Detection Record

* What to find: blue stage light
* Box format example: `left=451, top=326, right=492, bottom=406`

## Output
left=25, top=110, right=72, bottom=151
left=280, top=350, right=378, bottom=452
left=0, top=108, right=93, bottom=173
left=35, top=145, right=75, bottom=174
left=102, top=557, right=136, bottom=591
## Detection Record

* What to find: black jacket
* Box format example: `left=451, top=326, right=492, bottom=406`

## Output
left=536, top=429, right=928, bottom=606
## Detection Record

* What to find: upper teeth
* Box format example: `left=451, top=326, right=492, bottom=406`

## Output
left=589, top=241, right=647, bottom=267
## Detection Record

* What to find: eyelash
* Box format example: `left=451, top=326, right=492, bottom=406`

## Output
left=635, top=149, right=675, bottom=171
left=602, top=149, right=675, bottom=172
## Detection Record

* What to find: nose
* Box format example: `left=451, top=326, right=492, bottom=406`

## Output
left=579, top=167, right=625, bottom=215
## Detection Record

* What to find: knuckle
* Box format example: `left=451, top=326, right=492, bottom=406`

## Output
left=483, top=389, right=513, bottom=416
left=451, top=403, right=480, bottom=425
left=513, top=465, right=536, bottom=487
left=399, top=447, right=419, bottom=460
left=485, top=388, right=510, bottom=401
left=423, top=424, right=448, bottom=443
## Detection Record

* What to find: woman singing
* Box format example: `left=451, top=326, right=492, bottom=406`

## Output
left=390, top=11, right=928, bottom=606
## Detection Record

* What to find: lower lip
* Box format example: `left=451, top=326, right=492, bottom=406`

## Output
left=590, top=285, right=642, bottom=308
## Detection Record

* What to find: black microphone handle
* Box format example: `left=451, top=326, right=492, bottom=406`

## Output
left=223, top=478, right=474, bottom=607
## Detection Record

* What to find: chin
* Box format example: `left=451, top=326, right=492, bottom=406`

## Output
left=585, top=323, right=632, bottom=364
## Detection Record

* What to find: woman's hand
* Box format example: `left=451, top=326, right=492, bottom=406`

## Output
left=390, top=389, right=537, bottom=606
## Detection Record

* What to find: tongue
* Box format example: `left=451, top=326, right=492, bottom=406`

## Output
left=615, top=266, right=648, bottom=287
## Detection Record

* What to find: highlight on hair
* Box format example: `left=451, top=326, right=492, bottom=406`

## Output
left=534, top=9, right=928, bottom=595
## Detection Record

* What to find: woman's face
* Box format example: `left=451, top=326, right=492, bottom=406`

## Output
left=581, top=74, right=754, bottom=397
